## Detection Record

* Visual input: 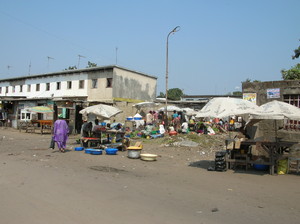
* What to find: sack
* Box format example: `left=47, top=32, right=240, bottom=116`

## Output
left=50, top=137, right=55, bottom=149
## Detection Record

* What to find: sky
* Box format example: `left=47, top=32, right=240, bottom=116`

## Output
left=1, top=0, right=300, bottom=96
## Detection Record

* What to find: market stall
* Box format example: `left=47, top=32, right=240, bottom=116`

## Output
left=225, top=139, right=297, bottom=175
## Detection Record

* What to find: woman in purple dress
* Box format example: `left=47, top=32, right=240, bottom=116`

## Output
left=53, top=117, right=69, bottom=153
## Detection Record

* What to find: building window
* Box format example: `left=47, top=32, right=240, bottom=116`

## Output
left=67, top=81, right=72, bottom=89
left=283, top=94, right=300, bottom=131
left=46, top=83, right=50, bottom=91
left=0, top=87, right=2, bottom=94
left=106, top=78, right=113, bottom=88
left=92, top=79, right=98, bottom=88
left=79, top=80, right=84, bottom=89
left=27, top=84, right=31, bottom=92
left=36, top=84, right=40, bottom=91
left=56, top=82, right=61, bottom=90
left=20, top=85, right=23, bottom=92
left=6, top=86, right=9, bottom=93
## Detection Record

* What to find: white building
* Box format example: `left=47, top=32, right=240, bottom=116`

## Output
left=0, top=65, right=157, bottom=132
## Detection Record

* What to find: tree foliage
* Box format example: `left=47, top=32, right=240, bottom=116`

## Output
left=64, top=66, right=77, bottom=70
left=292, top=46, right=300, bottom=60
left=157, top=92, right=165, bottom=98
left=232, top=91, right=242, bottom=96
left=167, top=88, right=184, bottom=100
left=86, top=61, right=97, bottom=68
left=281, top=64, right=300, bottom=80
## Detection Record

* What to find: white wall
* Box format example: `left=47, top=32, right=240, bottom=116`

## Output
left=0, top=73, right=88, bottom=98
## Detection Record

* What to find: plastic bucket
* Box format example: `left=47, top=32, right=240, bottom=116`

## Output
left=127, top=149, right=142, bottom=159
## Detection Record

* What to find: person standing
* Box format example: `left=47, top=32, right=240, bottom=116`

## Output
left=53, top=116, right=69, bottom=153
left=146, top=111, right=153, bottom=125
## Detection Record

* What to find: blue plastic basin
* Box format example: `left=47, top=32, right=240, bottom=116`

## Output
left=85, top=148, right=93, bottom=154
left=253, top=164, right=269, bottom=171
left=105, top=148, right=118, bottom=155
left=75, top=147, right=84, bottom=151
left=90, top=149, right=102, bottom=155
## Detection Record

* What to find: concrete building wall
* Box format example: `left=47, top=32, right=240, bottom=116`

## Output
left=242, top=80, right=300, bottom=144
left=86, top=69, right=113, bottom=102
left=113, top=67, right=157, bottom=101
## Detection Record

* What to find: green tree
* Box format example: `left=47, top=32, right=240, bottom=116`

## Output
left=281, top=64, right=300, bottom=80
left=157, top=92, right=165, bottom=98
left=86, top=61, right=97, bottom=68
left=64, top=65, right=77, bottom=70
left=167, top=88, right=184, bottom=100
left=232, top=91, right=242, bottom=96
left=292, top=46, right=300, bottom=60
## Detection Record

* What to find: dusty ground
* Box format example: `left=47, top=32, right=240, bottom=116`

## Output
left=0, top=128, right=299, bottom=224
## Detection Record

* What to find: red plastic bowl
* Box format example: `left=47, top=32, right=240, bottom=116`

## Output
left=169, top=131, right=178, bottom=136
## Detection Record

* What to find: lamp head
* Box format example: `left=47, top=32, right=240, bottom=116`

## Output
left=172, top=26, right=181, bottom=33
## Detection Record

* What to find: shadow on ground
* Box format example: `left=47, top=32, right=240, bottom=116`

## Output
left=189, top=160, right=271, bottom=176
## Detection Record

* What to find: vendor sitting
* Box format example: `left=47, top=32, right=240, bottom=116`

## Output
left=92, top=119, right=102, bottom=137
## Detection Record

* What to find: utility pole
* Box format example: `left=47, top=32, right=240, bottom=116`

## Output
left=115, top=47, right=118, bottom=65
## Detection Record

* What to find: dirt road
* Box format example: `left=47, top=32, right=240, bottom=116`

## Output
left=0, top=128, right=299, bottom=224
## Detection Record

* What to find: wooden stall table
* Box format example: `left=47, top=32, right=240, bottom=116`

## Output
left=81, top=130, right=126, bottom=150
left=38, top=120, right=53, bottom=134
left=101, top=129, right=126, bottom=151
left=81, top=137, right=102, bottom=148
left=19, top=120, right=39, bottom=133
left=226, top=139, right=297, bottom=175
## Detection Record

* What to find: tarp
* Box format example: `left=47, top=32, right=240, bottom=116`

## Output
left=158, top=105, right=182, bottom=112
left=79, top=104, right=122, bottom=119
left=25, top=106, right=53, bottom=113
left=195, top=97, right=259, bottom=118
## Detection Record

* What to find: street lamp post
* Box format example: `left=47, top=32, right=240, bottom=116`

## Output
left=165, top=26, right=180, bottom=126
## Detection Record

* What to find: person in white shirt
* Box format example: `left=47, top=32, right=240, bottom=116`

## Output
left=181, top=120, right=189, bottom=133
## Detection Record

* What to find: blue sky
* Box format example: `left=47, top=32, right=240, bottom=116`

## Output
left=1, top=0, right=300, bottom=95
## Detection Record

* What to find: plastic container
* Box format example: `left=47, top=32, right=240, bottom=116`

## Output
left=140, top=153, right=158, bottom=161
left=253, top=164, right=269, bottom=171
left=126, top=117, right=133, bottom=121
left=134, top=117, right=142, bottom=120
left=90, top=149, right=103, bottom=155
left=127, top=149, right=142, bottom=159
left=105, top=148, right=118, bottom=155
left=169, top=131, right=177, bottom=136
left=85, top=148, right=93, bottom=154
left=75, top=147, right=84, bottom=151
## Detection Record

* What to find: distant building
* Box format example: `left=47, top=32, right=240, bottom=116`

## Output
left=180, top=95, right=241, bottom=110
left=0, top=65, right=157, bottom=131
left=242, top=80, right=300, bottom=141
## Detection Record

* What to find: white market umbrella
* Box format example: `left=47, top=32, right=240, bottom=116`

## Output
left=182, top=107, right=197, bottom=116
left=158, top=105, right=182, bottom=112
left=133, top=101, right=160, bottom=109
left=195, top=97, right=259, bottom=118
left=79, top=104, right=122, bottom=119
left=249, top=100, right=300, bottom=121
left=247, top=100, right=300, bottom=140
